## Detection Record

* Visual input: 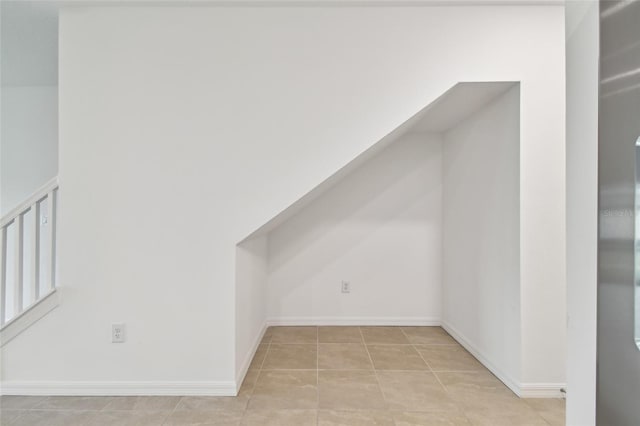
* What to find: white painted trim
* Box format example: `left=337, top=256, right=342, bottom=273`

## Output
left=518, top=383, right=566, bottom=399
left=234, top=322, right=267, bottom=394
left=266, top=316, right=441, bottom=326
left=0, top=381, right=236, bottom=396
left=441, top=320, right=565, bottom=399
left=0, top=177, right=58, bottom=228
left=441, top=320, right=522, bottom=395
left=0, top=289, right=59, bottom=346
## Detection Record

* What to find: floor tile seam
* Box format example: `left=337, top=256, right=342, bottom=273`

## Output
left=22, top=396, right=51, bottom=411
left=4, top=409, right=99, bottom=425
left=99, top=396, right=184, bottom=413
left=541, top=416, right=555, bottom=426
left=413, top=345, right=435, bottom=374
left=405, top=343, right=430, bottom=369
left=441, top=389, right=532, bottom=425
left=1, top=408, right=28, bottom=423
left=22, top=407, right=110, bottom=412
left=399, top=327, right=414, bottom=346
left=366, top=343, right=463, bottom=347
left=519, top=404, right=560, bottom=426
left=162, top=406, right=248, bottom=412
left=17, top=409, right=103, bottom=423
left=411, top=343, right=464, bottom=347
left=259, top=368, right=319, bottom=371
left=92, top=409, right=180, bottom=415
left=257, top=368, right=479, bottom=373
left=6, top=410, right=26, bottom=426
left=461, top=406, right=555, bottom=426
left=415, top=348, right=473, bottom=423
left=400, top=325, right=464, bottom=346
left=256, top=338, right=273, bottom=370
left=527, top=404, right=566, bottom=418
left=398, top=350, right=490, bottom=373
left=1, top=396, right=48, bottom=411
left=161, top=394, right=184, bottom=426
left=317, top=368, right=375, bottom=371
left=144, top=409, right=172, bottom=425
left=358, top=326, right=390, bottom=413
left=362, top=343, right=416, bottom=346
left=31, top=396, right=116, bottom=412
left=245, top=339, right=273, bottom=418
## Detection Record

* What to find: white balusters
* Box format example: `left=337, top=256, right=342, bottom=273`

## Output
left=47, top=190, right=57, bottom=290
left=31, top=202, right=41, bottom=302
left=0, top=227, right=7, bottom=326
left=13, top=213, right=24, bottom=315
left=0, top=178, right=58, bottom=327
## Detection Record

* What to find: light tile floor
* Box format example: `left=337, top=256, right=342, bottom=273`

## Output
left=0, top=326, right=565, bottom=426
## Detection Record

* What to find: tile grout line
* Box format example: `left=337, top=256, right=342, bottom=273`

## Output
left=409, top=344, right=435, bottom=374
left=404, top=327, right=475, bottom=425
left=263, top=342, right=459, bottom=346
left=271, top=341, right=458, bottom=344
left=256, top=368, right=490, bottom=373
left=160, top=395, right=186, bottom=426
left=7, top=409, right=25, bottom=426
left=243, top=327, right=273, bottom=419
left=413, top=342, right=474, bottom=424
left=409, top=327, right=548, bottom=424
left=412, top=341, right=456, bottom=399
left=358, top=325, right=393, bottom=423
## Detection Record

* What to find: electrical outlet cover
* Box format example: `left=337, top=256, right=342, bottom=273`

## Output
left=112, top=323, right=125, bottom=343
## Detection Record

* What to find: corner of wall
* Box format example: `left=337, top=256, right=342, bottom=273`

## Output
left=234, top=321, right=267, bottom=395
left=234, top=236, right=269, bottom=391
left=441, top=85, right=524, bottom=393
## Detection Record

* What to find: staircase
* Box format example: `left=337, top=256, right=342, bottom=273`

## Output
left=1, top=177, right=59, bottom=344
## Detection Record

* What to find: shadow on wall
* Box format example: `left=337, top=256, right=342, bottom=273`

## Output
left=234, top=131, right=444, bottom=380
left=267, top=132, right=443, bottom=320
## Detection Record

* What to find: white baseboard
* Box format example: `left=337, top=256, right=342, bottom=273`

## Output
left=0, top=381, right=236, bottom=396
left=441, top=320, right=522, bottom=396
left=441, top=321, right=565, bottom=399
left=2, top=318, right=564, bottom=398
left=234, top=322, right=268, bottom=394
left=518, top=383, right=566, bottom=398
left=266, top=316, right=441, bottom=326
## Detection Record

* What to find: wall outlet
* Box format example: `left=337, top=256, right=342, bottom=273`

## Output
left=341, top=281, right=351, bottom=294
left=112, top=323, right=125, bottom=343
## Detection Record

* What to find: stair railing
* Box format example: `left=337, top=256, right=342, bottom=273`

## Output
left=0, top=177, right=58, bottom=327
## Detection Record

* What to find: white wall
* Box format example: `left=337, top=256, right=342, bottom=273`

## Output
left=565, top=1, right=598, bottom=424
left=442, top=86, right=522, bottom=389
left=1, top=0, right=59, bottom=215
left=267, top=133, right=442, bottom=324
left=1, top=5, right=565, bottom=394
left=235, top=236, right=268, bottom=384
left=1, top=86, right=58, bottom=215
